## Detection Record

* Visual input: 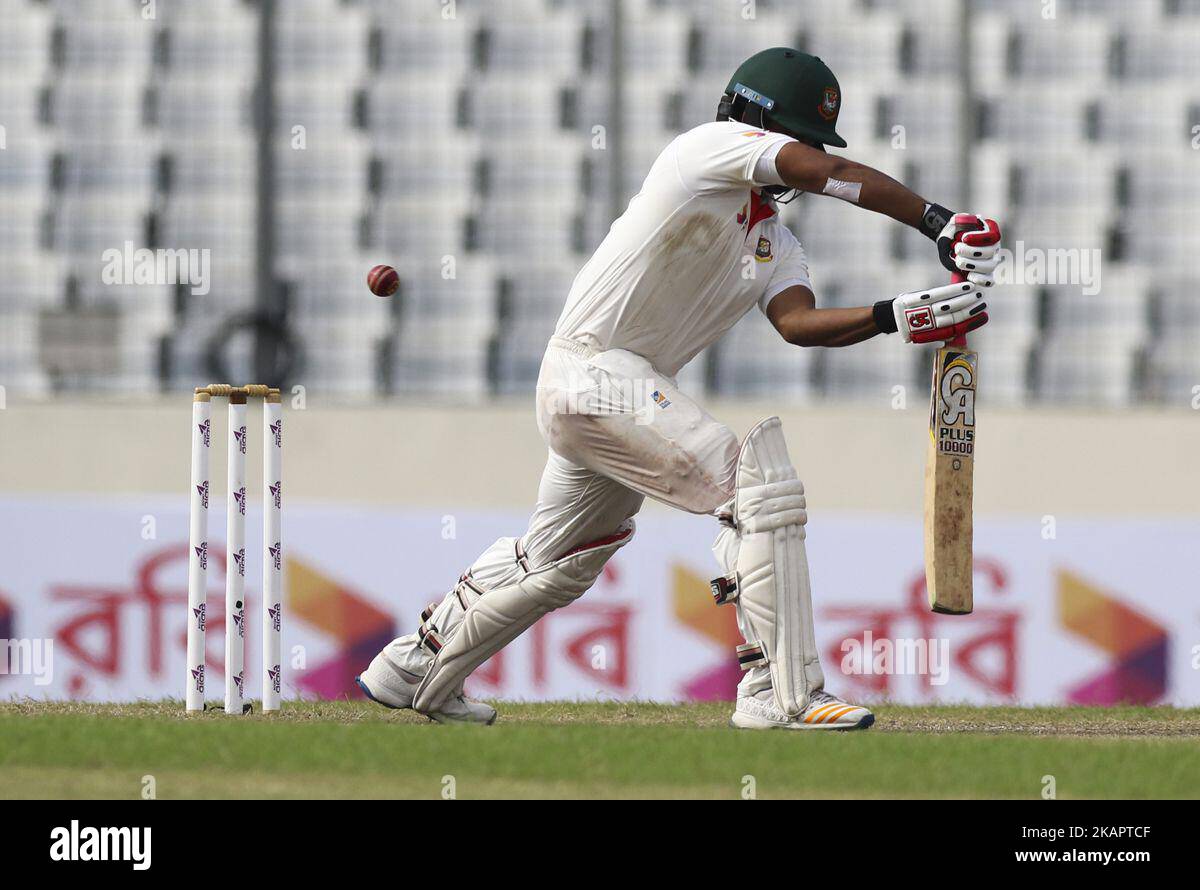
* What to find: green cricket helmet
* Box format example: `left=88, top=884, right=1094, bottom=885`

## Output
left=717, top=47, right=847, bottom=148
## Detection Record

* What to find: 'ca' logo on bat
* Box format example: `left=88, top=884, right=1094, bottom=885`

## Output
left=939, top=356, right=976, bottom=427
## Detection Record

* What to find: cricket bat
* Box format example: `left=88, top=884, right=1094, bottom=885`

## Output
left=924, top=268, right=977, bottom=615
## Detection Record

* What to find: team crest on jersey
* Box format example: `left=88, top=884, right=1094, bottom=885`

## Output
left=755, top=236, right=773, bottom=262
left=819, top=87, right=840, bottom=121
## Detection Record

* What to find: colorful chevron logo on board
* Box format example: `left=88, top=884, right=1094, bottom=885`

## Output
left=672, top=564, right=743, bottom=701
left=1057, top=568, right=1167, bottom=705
left=287, top=557, right=396, bottom=700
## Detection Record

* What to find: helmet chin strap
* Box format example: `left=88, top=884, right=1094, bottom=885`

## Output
left=763, top=184, right=803, bottom=205
left=743, top=100, right=768, bottom=129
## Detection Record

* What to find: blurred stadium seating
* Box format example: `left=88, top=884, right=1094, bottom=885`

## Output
left=0, top=0, right=1196, bottom=405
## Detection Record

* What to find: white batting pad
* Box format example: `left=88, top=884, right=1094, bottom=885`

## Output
left=412, top=521, right=635, bottom=713
left=731, top=417, right=824, bottom=716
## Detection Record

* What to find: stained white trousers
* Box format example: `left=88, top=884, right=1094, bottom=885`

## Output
left=524, top=337, right=740, bottom=563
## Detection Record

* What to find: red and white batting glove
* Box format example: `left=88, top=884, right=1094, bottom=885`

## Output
left=937, top=213, right=1003, bottom=286
left=875, top=211, right=1001, bottom=342
left=888, top=280, right=989, bottom=344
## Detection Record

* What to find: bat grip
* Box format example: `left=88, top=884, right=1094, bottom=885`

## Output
left=947, top=269, right=968, bottom=348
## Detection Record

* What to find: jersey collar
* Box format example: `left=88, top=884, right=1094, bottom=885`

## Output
left=745, top=190, right=776, bottom=234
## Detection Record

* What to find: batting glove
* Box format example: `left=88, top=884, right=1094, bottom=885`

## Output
left=880, top=280, right=989, bottom=344
left=937, top=213, right=1003, bottom=285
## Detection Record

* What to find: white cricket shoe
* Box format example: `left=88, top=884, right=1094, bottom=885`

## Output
left=731, top=689, right=874, bottom=731
left=356, top=650, right=497, bottom=725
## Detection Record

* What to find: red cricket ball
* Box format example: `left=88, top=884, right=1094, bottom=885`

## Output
left=367, top=264, right=399, bottom=297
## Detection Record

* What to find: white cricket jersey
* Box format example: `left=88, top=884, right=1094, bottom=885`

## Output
left=554, top=121, right=812, bottom=377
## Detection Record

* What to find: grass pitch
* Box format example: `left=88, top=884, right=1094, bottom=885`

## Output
left=1, top=700, right=1198, bottom=799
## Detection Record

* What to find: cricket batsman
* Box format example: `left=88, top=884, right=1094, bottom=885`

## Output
left=358, top=48, right=1002, bottom=728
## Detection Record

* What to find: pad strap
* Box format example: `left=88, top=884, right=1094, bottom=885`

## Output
left=736, top=641, right=767, bottom=670
left=417, top=623, right=444, bottom=654
left=710, top=573, right=738, bottom=605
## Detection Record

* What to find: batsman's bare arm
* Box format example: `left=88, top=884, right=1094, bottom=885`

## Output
left=765, top=285, right=879, bottom=348
left=774, top=142, right=928, bottom=230
left=765, top=144, right=985, bottom=348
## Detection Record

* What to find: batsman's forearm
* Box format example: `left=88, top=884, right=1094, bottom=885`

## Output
left=776, top=144, right=928, bottom=230
left=777, top=305, right=880, bottom=348
left=821, top=156, right=927, bottom=229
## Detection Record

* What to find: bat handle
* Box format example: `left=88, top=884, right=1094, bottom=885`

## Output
left=947, top=269, right=968, bottom=348
left=946, top=215, right=989, bottom=349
